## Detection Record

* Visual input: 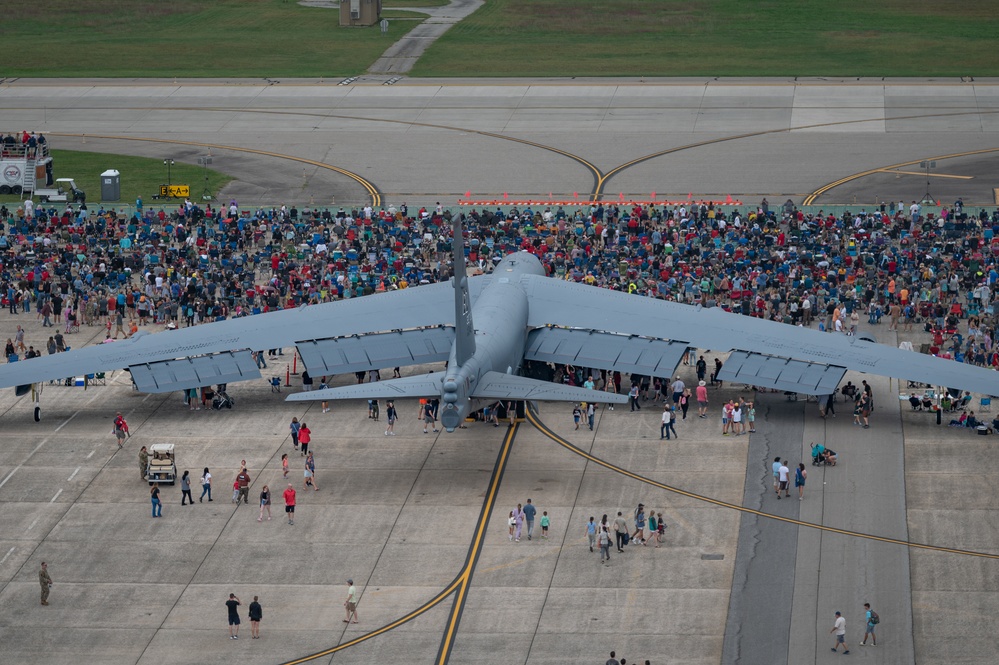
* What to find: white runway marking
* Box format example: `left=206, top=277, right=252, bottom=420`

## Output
left=0, top=470, right=16, bottom=490
left=68, top=467, right=81, bottom=481
left=49, top=489, right=62, bottom=503
left=0, top=547, right=14, bottom=565
left=54, top=413, right=77, bottom=432
left=26, top=518, right=38, bottom=532
left=85, top=450, right=96, bottom=459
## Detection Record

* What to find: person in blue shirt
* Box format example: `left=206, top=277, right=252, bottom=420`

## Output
left=522, top=498, right=537, bottom=540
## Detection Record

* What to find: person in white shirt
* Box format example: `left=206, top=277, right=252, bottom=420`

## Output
left=830, top=611, right=849, bottom=654
left=777, top=461, right=790, bottom=499
left=660, top=406, right=676, bottom=440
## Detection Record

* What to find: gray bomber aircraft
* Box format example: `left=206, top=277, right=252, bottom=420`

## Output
left=0, top=215, right=997, bottom=427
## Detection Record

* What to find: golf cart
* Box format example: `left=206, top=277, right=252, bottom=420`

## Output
left=146, top=443, right=177, bottom=485
left=34, top=178, right=86, bottom=203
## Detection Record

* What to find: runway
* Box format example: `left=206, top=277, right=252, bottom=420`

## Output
left=3, top=77, right=999, bottom=207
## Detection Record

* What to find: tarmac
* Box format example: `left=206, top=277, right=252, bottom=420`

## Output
left=0, top=79, right=998, bottom=664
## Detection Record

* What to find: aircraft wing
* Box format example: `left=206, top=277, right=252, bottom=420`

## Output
left=0, top=283, right=456, bottom=392
left=522, top=276, right=999, bottom=396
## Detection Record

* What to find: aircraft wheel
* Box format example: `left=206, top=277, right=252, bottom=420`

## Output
left=34, top=406, right=41, bottom=422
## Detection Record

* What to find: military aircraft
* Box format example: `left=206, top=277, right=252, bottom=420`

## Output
left=1, top=216, right=997, bottom=427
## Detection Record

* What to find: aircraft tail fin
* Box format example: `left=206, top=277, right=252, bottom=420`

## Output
left=472, top=371, right=629, bottom=404
left=452, top=214, right=475, bottom=366
left=285, top=372, right=444, bottom=402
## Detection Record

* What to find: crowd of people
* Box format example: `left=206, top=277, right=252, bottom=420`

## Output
left=1, top=194, right=997, bottom=366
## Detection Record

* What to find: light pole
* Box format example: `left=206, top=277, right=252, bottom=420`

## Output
left=920, top=160, right=936, bottom=206
left=163, top=159, right=175, bottom=192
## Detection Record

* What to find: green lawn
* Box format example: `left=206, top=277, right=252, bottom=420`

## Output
left=0, top=150, right=231, bottom=206
left=3, top=0, right=997, bottom=78
left=0, top=0, right=418, bottom=77
left=411, top=0, right=999, bottom=77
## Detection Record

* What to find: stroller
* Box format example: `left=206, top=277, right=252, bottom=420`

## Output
left=212, top=384, right=235, bottom=410
left=811, top=442, right=836, bottom=466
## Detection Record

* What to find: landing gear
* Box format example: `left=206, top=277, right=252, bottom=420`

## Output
left=31, top=383, right=42, bottom=422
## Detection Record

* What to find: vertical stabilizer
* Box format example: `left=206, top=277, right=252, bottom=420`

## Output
left=452, top=214, right=475, bottom=366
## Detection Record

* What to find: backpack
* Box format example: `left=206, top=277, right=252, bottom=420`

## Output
left=869, top=610, right=880, bottom=625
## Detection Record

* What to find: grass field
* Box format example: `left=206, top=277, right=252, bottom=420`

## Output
left=411, top=0, right=999, bottom=77
left=0, top=0, right=420, bottom=77
left=0, top=150, right=231, bottom=206
left=2, top=0, right=996, bottom=78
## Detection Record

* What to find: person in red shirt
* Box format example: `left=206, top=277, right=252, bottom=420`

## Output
left=283, top=484, right=296, bottom=525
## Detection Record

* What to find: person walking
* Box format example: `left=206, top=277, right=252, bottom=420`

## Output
left=573, top=403, right=582, bottom=430
left=795, top=463, right=807, bottom=500
left=112, top=412, right=128, bottom=448
left=306, top=452, right=318, bottom=491
left=282, top=453, right=289, bottom=478
left=344, top=579, right=360, bottom=623
left=258, top=485, right=271, bottom=521
left=631, top=503, right=646, bottom=545
left=860, top=603, right=878, bottom=646
left=696, top=380, right=709, bottom=417
left=777, top=460, right=790, bottom=499
left=226, top=593, right=242, bottom=639
left=248, top=596, right=263, bottom=639
left=150, top=482, right=162, bottom=517
left=540, top=511, right=549, bottom=539
left=39, top=562, right=52, bottom=606
left=586, top=402, right=596, bottom=430
left=660, top=405, right=672, bottom=440
left=283, top=483, right=296, bottom=525
left=679, top=388, right=690, bottom=420
left=629, top=383, right=641, bottom=411
left=586, top=516, right=597, bottom=552
left=236, top=466, right=251, bottom=505
left=139, top=446, right=149, bottom=480
left=613, top=511, right=629, bottom=552
left=290, top=417, right=301, bottom=451
left=746, top=401, right=756, bottom=433
left=385, top=400, right=397, bottom=435
left=648, top=511, right=660, bottom=548
left=513, top=503, right=524, bottom=542
left=199, top=467, right=213, bottom=502
left=830, top=611, right=850, bottom=653
left=180, top=470, right=193, bottom=505
left=772, top=456, right=781, bottom=496
left=523, top=498, right=537, bottom=540
left=298, top=422, right=311, bottom=456
left=598, top=524, right=612, bottom=563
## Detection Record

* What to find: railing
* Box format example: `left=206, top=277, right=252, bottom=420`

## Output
left=0, top=143, right=50, bottom=160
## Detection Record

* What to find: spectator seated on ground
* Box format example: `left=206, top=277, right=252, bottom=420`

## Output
left=949, top=410, right=968, bottom=426
left=966, top=411, right=978, bottom=428
left=941, top=395, right=953, bottom=412
left=908, top=393, right=922, bottom=410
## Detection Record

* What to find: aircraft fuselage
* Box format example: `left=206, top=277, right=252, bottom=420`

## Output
left=439, top=252, right=546, bottom=431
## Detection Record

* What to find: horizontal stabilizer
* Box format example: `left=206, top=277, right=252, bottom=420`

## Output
left=285, top=372, right=445, bottom=402
left=473, top=371, right=629, bottom=403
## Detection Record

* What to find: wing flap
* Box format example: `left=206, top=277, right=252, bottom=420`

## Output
left=285, top=372, right=445, bottom=402
left=129, top=350, right=261, bottom=393
left=525, top=327, right=688, bottom=378
left=296, top=328, right=455, bottom=375
left=718, top=351, right=846, bottom=395
left=473, top=371, right=628, bottom=403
